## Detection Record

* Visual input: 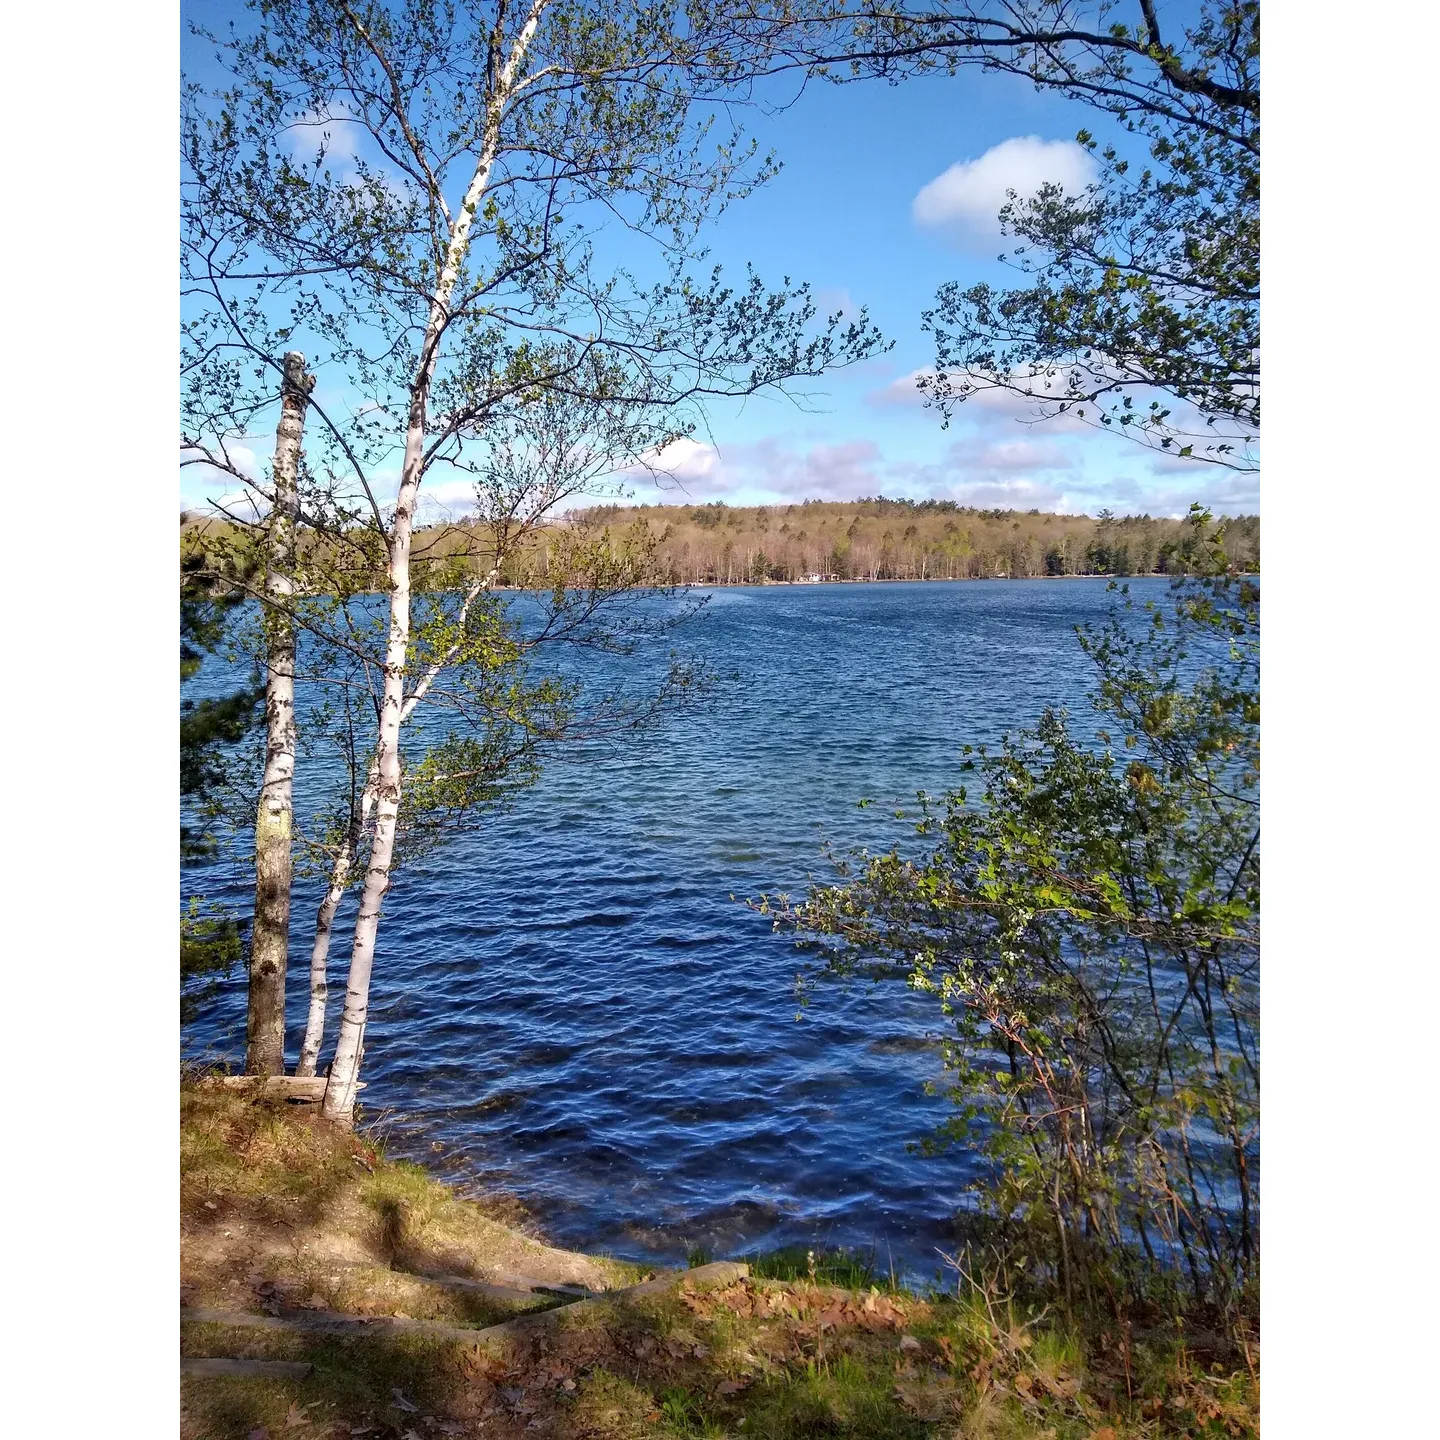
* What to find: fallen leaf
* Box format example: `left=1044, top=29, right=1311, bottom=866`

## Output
left=717, top=1378, right=750, bottom=1396
left=391, top=1388, right=420, bottom=1413
left=249, top=1430, right=271, bottom=1440
left=1014, top=1372, right=1033, bottom=1394
left=893, top=1377, right=959, bottom=1421
left=899, top=1335, right=922, bottom=1352
left=1089, top=1429, right=1118, bottom=1440
left=1039, top=1370, right=1079, bottom=1400
left=284, top=1401, right=310, bottom=1428
left=562, top=1378, right=576, bottom=1392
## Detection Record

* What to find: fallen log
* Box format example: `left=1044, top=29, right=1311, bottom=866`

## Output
left=200, top=1075, right=365, bottom=1102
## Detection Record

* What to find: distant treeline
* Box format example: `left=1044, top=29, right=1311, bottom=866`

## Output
left=181, top=497, right=1258, bottom=591
left=567, top=498, right=1260, bottom=584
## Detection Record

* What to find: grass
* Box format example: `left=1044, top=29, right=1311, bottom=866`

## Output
left=180, top=1076, right=641, bottom=1338
left=745, top=1244, right=882, bottom=1291
left=180, top=1080, right=1258, bottom=1439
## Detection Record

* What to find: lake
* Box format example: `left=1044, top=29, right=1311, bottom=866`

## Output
left=182, top=575, right=1174, bottom=1281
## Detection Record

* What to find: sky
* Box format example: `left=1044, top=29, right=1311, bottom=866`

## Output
left=180, top=6, right=1259, bottom=522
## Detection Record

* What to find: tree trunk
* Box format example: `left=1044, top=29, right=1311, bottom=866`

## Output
left=294, top=847, right=349, bottom=1078
left=294, top=765, right=375, bottom=1077
left=246, top=350, right=313, bottom=1076
left=321, top=2, right=547, bottom=1128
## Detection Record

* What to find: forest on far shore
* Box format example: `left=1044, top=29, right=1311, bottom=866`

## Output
left=181, top=497, right=1260, bottom=590
left=564, top=497, right=1261, bottom=584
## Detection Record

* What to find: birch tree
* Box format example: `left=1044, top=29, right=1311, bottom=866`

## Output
left=246, top=351, right=315, bottom=1074
left=293, top=386, right=699, bottom=1078
left=183, top=0, right=883, bottom=1123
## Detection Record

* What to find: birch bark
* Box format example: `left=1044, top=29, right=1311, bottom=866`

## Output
left=300, top=570, right=492, bottom=1080
left=294, top=761, right=375, bottom=1077
left=246, top=350, right=313, bottom=1076
left=320, top=4, right=545, bottom=1121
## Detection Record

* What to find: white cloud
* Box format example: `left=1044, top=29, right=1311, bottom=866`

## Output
left=866, top=368, right=930, bottom=409
left=227, top=443, right=259, bottom=476
left=636, top=437, right=722, bottom=488
left=413, top=478, right=479, bottom=519
left=283, top=105, right=365, bottom=169
left=180, top=439, right=267, bottom=514
left=625, top=436, right=883, bottom=504
left=1139, top=471, right=1260, bottom=516
left=866, top=365, right=1093, bottom=436
left=279, top=105, right=414, bottom=207
left=942, top=478, right=1069, bottom=510
left=912, top=136, right=1097, bottom=244
left=775, top=439, right=883, bottom=499
left=601, top=425, right=1251, bottom=518
left=945, top=436, right=1075, bottom=473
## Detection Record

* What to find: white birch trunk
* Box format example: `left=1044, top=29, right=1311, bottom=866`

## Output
left=301, top=557, right=493, bottom=1084
left=294, top=757, right=378, bottom=1077
left=246, top=351, right=313, bottom=1076
left=319, top=2, right=545, bottom=1122
left=294, top=844, right=350, bottom=1078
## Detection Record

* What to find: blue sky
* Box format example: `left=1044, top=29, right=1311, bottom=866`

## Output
left=644, top=64, right=1258, bottom=518
left=181, top=10, right=1258, bottom=521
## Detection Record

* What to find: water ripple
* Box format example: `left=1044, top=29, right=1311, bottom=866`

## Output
left=183, top=578, right=1169, bottom=1280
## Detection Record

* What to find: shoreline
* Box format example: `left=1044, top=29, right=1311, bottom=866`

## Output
left=478, top=569, right=1260, bottom=592
left=181, top=1076, right=1258, bottom=1439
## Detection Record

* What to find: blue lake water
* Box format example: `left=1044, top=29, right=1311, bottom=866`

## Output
left=183, top=576, right=1173, bottom=1279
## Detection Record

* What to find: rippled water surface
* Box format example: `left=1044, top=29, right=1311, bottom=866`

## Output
left=184, top=577, right=1171, bottom=1276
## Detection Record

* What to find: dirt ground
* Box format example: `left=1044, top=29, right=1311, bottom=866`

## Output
left=179, top=1082, right=1258, bottom=1440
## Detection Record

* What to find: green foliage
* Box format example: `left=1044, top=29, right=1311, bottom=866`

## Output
left=763, top=508, right=1258, bottom=1322
left=900, top=2, right=1260, bottom=469
left=179, top=2, right=886, bottom=992
left=181, top=543, right=263, bottom=1023
left=180, top=546, right=263, bottom=862
left=181, top=898, right=245, bottom=1022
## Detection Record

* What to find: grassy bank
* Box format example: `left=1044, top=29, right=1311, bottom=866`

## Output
left=180, top=1081, right=1257, bottom=1439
